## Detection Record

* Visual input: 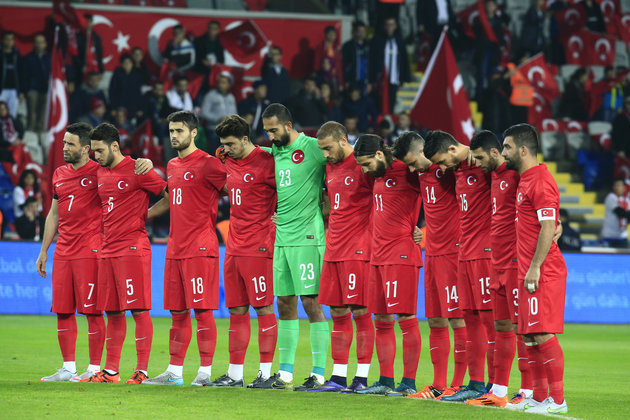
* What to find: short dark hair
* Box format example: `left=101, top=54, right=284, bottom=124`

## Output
left=119, top=53, right=132, bottom=64
left=90, top=123, right=120, bottom=145
left=352, top=20, right=366, bottom=31
left=470, top=130, right=502, bottom=154
left=559, top=208, right=569, bottom=219
left=503, top=123, right=539, bottom=155
left=215, top=114, right=250, bottom=139
left=393, top=131, right=424, bottom=160
left=167, top=110, right=199, bottom=131
left=174, top=75, right=188, bottom=84
left=324, top=25, right=336, bottom=35
left=354, top=134, right=394, bottom=164
left=262, top=103, right=292, bottom=124
left=423, top=130, right=458, bottom=159
left=66, top=122, right=93, bottom=147
left=3, top=31, right=15, bottom=38
left=612, top=177, right=626, bottom=186
left=270, top=45, right=282, bottom=54
left=173, top=24, right=184, bottom=32
left=209, top=20, right=220, bottom=27
left=317, top=121, right=347, bottom=141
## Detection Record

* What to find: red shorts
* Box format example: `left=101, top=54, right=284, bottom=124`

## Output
left=369, top=264, right=419, bottom=315
left=51, top=257, right=100, bottom=315
left=458, top=259, right=492, bottom=311
left=517, top=273, right=566, bottom=335
left=491, top=266, right=519, bottom=323
left=165, top=257, right=220, bottom=311
left=98, top=255, right=151, bottom=312
left=424, top=254, right=462, bottom=318
left=224, top=255, right=274, bottom=308
left=319, top=260, right=369, bottom=307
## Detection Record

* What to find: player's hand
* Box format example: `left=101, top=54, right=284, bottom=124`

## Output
left=36, top=252, right=47, bottom=277
left=271, top=212, right=277, bottom=225
left=553, top=222, right=563, bottom=244
left=524, top=265, right=540, bottom=293
left=134, top=158, right=154, bottom=175
left=215, top=146, right=228, bottom=163
left=413, top=226, right=423, bottom=244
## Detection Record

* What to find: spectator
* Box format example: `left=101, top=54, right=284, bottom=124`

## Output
left=548, top=0, right=570, bottom=65
left=611, top=96, right=630, bottom=157
left=601, top=178, right=630, bottom=248
left=287, top=76, right=328, bottom=128
left=144, top=81, right=173, bottom=140
left=201, top=73, right=237, bottom=130
left=557, top=208, right=582, bottom=251
left=316, top=57, right=342, bottom=96
left=194, top=20, right=225, bottom=74
left=314, top=26, right=343, bottom=88
left=416, top=0, right=457, bottom=47
left=394, top=111, right=411, bottom=137
left=342, top=21, right=371, bottom=94
left=343, top=114, right=360, bottom=145
left=0, top=100, right=24, bottom=147
left=166, top=75, right=194, bottom=111
left=479, top=66, right=512, bottom=134
left=261, top=45, right=290, bottom=104
left=320, top=81, right=343, bottom=123
left=163, top=24, right=195, bottom=73
left=15, top=196, right=44, bottom=241
left=22, top=34, right=50, bottom=132
left=558, top=67, right=589, bottom=121
left=109, top=53, right=144, bottom=120
left=582, top=0, right=606, bottom=33
left=78, top=97, right=106, bottom=127
left=473, top=0, right=508, bottom=97
left=112, top=107, right=132, bottom=151
left=69, top=71, right=107, bottom=124
left=599, top=66, right=624, bottom=123
left=131, top=46, right=151, bottom=85
left=73, top=14, right=104, bottom=84
left=13, top=169, right=40, bottom=219
left=237, top=80, right=269, bottom=138
left=377, top=118, right=394, bottom=145
left=341, top=83, right=378, bottom=132
left=370, top=17, right=411, bottom=113
left=0, top=31, right=23, bottom=118
left=519, top=0, right=546, bottom=60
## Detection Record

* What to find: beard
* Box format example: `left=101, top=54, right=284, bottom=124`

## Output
left=368, top=159, right=387, bottom=178
left=172, top=135, right=192, bottom=151
left=504, top=154, right=520, bottom=171
left=63, top=150, right=81, bottom=164
left=328, top=147, right=346, bottom=164
left=271, top=129, right=291, bottom=147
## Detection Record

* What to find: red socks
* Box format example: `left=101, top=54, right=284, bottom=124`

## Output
left=374, top=320, right=395, bottom=378
left=480, top=310, right=496, bottom=384
left=451, top=326, right=467, bottom=387
left=517, top=335, right=533, bottom=390
left=463, top=310, right=487, bottom=382
left=132, top=311, right=153, bottom=372
left=86, top=314, right=105, bottom=366
left=257, top=313, right=277, bottom=364
left=354, top=313, right=375, bottom=365
left=195, top=310, right=217, bottom=366
left=169, top=311, right=192, bottom=365
left=104, top=313, right=126, bottom=372
left=429, top=326, right=449, bottom=389
left=229, top=313, right=251, bottom=365
left=331, top=313, right=353, bottom=365
left=57, top=314, right=77, bottom=362
left=528, top=342, right=550, bottom=402
left=399, top=318, right=421, bottom=380
left=493, top=329, right=516, bottom=387
left=538, top=336, right=565, bottom=403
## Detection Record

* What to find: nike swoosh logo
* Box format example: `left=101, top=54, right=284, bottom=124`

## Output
left=197, top=328, right=210, bottom=332
left=327, top=179, right=333, bottom=183
left=304, top=284, right=315, bottom=289
left=447, top=307, right=459, bottom=312
left=312, top=352, right=321, bottom=354
left=256, top=296, right=265, bottom=301
left=106, top=337, right=113, bottom=341
left=84, top=303, right=95, bottom=307
left=168, top=175, right=173, bottom=179
left=135, top=337, right=146, bottom=341
left=482, top=299, right=491, bottom=303
left=57, top=329, right=69, bottom=332
left=402, top=332, right=409, bottom=335
left=88, top=331, right=99, bottom=335
left=262, top=326, right=276, bottom=332
left=455, top=350, right=466, bottom=353
left=387, top=302, right=399, bottom=307
left=528, top=321, right=539, bottom=326
left=168, top=377, right=179, bottom=382
left=98, top=184, right=103, bottom=187
left=126, top=299, right=138, bottom=304
left=55, top=183, right=63, bottom=187
left=430, top=347, right=438, bottom=351
left=346, top=294, right=358, bottom=299
left=193, top=298, right=204, bottom=303
left=279, top=347, right=288, bottom=351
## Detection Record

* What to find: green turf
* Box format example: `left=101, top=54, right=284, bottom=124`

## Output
left=1, top=315, right=628, bottom=419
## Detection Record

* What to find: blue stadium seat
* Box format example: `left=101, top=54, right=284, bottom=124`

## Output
left=0, top=192, right=14, bottom=224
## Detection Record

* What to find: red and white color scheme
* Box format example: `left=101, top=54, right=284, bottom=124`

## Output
left=563, top=29, right=617, bottom=67
left=410, top=29, right=474, bottom=146
left=516, top=53, right=559, bottom=104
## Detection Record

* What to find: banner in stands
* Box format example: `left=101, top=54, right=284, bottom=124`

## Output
left=0, top=4, right=342, bottom=79
left=1, top=242, right=629, bottom=323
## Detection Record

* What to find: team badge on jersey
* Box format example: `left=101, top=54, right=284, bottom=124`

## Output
left=183, top=171, right=196, bottom=181
left=291, top=150, right=305, bottom=164
left=243, top=173, right=254, bottom=182
left=385, top=177, right=397, bottom=187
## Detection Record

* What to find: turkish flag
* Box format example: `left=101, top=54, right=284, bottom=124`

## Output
left=416, top=33, right=433, bottom=73
left=597, top=0, right=621, bottom=20
left=457, top=2, right=479, bottom=40
left=208, top=65, right=250, bottom=101
left=614, top=155, right=630, bottom=180
left=219, top=20, right=267, bottom=64
left=541, top=119, right=568, bottom=133
left=528, top=91, right=553, bottom=131
left=564, top=29, right=617, bottom=66
left=476, top=0, right=499, bottom=44
left=516, top=52, right=560, bottom=103
left=53, top=0, right=85, bottom=31
left=409, top=29, right=474, bottom=145
left=554, top=5, right=587, bottom=37
left=131, top=119, right=164, bottom=167
left=607, top=13, right=630, bottom=45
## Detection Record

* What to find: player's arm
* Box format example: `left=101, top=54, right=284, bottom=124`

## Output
left=321, top=194, right=330, bottom=218
left=413, top=226, right=423, bottom=244
left=36, top=199, right=60, bottom=277
left=147, top=188, right=170, bottom=219
left=524, top=218, right=556, bottom=293
left=220, top=184, right=228, bottom=197
left=134, top=158, right=154, bottom=175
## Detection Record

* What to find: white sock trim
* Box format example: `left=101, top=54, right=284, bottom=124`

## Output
left=331, top=364, right=348, bottom=378
left=167, top=364, right=183, bottom=377
left=227, top=364, right=244, bottom=381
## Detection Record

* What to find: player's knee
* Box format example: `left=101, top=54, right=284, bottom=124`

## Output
left=374, top=313, right=394, bottom=322
left=330, top=306, right=350, bottom=317
left=277, top=296, right=297, bottom=318
left=253, top=304, right=274, bottom=316
left=349, top=305, right=368, bottom=317
left=494, top=318, right=512, bottom=331
left=449, top=317, right=465, bottom=329
left=229, top=305, right=249, bottom=316
left=170, top=309, right=189, bottom=315
left=428, top=317, right=448, bottom=328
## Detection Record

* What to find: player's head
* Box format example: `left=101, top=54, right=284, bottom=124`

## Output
left=216, top=114, right=252, bottom=160
left=353, top=134, right=393, bottom=178
left=502, top=123, right=539, bottom=171
left=423, top=130, right=462, bottom=171
left=167, top=110, right=199, bottom=151
left=393, top=131, right=432, bottom=173
left=612, top=177, right=626, bottom=196
left=63, top=122, right=92, bottom=164
left=262, top=103, right=293, bottom=147
left=317, top=121, right=349, bottom=164
left=470, top=130, right=503, bottom=173
left=90, top=123, right=121, bottom=168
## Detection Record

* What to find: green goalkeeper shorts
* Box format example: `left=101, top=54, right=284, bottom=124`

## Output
left=273, top=245, right=325, bottom=296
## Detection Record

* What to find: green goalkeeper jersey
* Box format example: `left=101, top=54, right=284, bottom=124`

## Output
left=272, top=133, right=327, bottom=246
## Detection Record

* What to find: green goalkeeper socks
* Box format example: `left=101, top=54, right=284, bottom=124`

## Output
left=278, top=319, right=299, bottom=374
left=310, top=321, right=330, bottom=377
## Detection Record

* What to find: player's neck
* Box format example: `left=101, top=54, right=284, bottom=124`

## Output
left=71, top=156, right=90, bottom=171
left=287, top=129, right=299, bottom=146
left=240, top=143, right=255, bottom=159
left=342, top=145, right=353, bottom=160
left=178, top=144, right=198, bottom=159
left=108, top=153, right=125, bottom=169
left=518, top=157, right=539, bottom=175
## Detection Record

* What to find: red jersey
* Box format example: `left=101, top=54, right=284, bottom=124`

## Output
left=371, top=159, right=422, bottom=266
left=491, top=163, right=520, bottom=268
left=224, top=146, right=275, bottom=258
left=97, top=156, right=167, bottom=257
left=52, top=160, right=101, bottom=259
left=166, top=149, right=226, bottom=259
left=455, top=159, right=492, bottom=261
left=418, top=164, right=459, bottom=257
left=325, top=153, right=374, bottom=262
left=515, top=164, right=566, bottom=279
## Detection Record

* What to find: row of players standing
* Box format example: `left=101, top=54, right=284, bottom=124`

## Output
left=35, top=103, right=567, bottom=414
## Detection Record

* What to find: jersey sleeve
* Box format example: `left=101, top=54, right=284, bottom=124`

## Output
left=52, top=170, right=59, bottom=199
left=260, top=146, right=272, bottom=154
left=530, top=177, right=558, bottom=222
left=204, top=156, right=228, bottom=191
left=264, top=156, right=276, bottom=188
left=137, top=169, right=168, bottom=195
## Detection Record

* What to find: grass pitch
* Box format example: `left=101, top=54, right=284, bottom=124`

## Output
left=1, top=315, right=628, bottom=419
